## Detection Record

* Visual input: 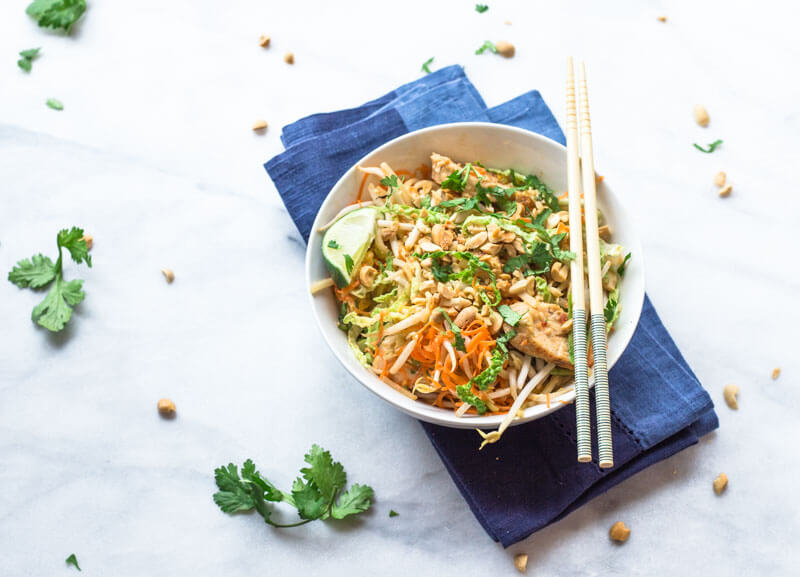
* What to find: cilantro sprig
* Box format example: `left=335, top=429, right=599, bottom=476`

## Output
left=213, top=445, right=374, bottom=529
left=8, top=227, right=92, bottom=332
left=421, top=56, right=434, bottom=74
left=475, top=4, right=489, bottom=13
left=26, top=0, right=86, bottom=34
left=65, top=553, right=81, bottom=571
left=418, top=250, right=500, bottom=305
left=438, top=308, right=466, bottom=352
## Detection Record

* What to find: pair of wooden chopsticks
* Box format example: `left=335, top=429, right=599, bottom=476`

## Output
left=565, top=57, right=613, bottom=468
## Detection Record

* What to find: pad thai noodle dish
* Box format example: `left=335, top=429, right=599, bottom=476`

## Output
left=313, top=153, right=630, bottom=418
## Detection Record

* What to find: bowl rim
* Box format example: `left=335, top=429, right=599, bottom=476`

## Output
left=305, top=121, right=645, bottom=429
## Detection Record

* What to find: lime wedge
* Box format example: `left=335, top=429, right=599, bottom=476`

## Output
left=322, top=207, right=379, bottom=288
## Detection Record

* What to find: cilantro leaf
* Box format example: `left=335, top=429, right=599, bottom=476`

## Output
left=58, top=226, right=92, bottom=266
left=31, top=277, right=84, bottom=331
left=468, top=329, right=516, bottom=391
left=503, top=243, right=552, bottom=276
left=421, top=56, right=434, bottom=74
left=8, top=254, right=56, bottom=288
left=300, top=444, right=347, bottom=503
left=18, top=48, right=40, bottom=72
left=344, top=254, right=354, bottom=275
left=331, top=483, right=374, bottom=519
left=441, top=163, right=473, bottom=192
left=213, top=463, right=256, bottom=513
left=213, top=447, right=374, bottom=530
left=693, top=139, right=723, bottom=153
left=475, top=4, right=489, bottom=13
left=18, top=58, right=32, bottom=72
left=604, top=287, right=621, bottom=331
left=46, top=98, right=63, bottom=110
left=497, top=304, right=521, bottom=327
left=26, top=0, right=87, bottom=33
left=327, top=240, right=340, bottom=249
left=389, top=509, right=399, bottom=517
left=65, top=553, right=81, bottom=571
left=419, top=250, right=500, bottom=305
left=476, top=41, right=497, bottom=55
left=380, top=174, right=399, bottom=190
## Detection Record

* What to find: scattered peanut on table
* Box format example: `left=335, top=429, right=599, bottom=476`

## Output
left=252, top=119, right=268, bottom=132
left=81, top=234, right=93, bottom=250
left=157, top=398, right=176, bottom=416
left=161, top=268, right=175, bottom=284
left=723, top=384, right=739, bottom=410
left=714, top=171, right=727, bottom=187
left=513, top=554, right=528, bottom=573
left=495, top=41, right=515, bottom=58
left=718, top=183, right=732, bottom=197
left=609, top=521, right=631, bottom=542
left=658, top=15, right=667, bottom=22
left=694, top=104, right=710, bottom=127
left=713, top=473, right=728, bottom=495
left=258, top=34, right=270, bottom=47
left=772, top=367, right=781, bottom=380
left=284, top=52, right=295, bottom=64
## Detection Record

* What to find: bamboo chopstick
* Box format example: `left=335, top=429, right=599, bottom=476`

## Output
left=565, top=57, right=592, bottom=463
left=578, top=62, right=614, bottom=469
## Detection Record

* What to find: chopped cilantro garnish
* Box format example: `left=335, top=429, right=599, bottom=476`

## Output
left=503, top=242, right=552, bottom=276
left=380, top=174, right=400, bottom=190
left=618, top=252, right=631, bottom=277
left=441, top=163, right=474, bottom=192
left=456, top=384, right=488, bottom=414
left=389, top=509, right=399, bottom=517
left=439, top=308, right=466, bottom=352
left=475, top=4, right=489, bottom=13
left=46, top=98, right=63, bottom=111
left=17, top=47, right=40, bottom=72
left=344, top=254, right=354, bottom=276
left=421, top=57, right=434, bottom=74
left=327, top=240, right=340, bottom=249
left=476, top=41, right=497, bottom=55
left=65, top=554, right=81, bottom=571
left=693, top=139, right=723, bottom=153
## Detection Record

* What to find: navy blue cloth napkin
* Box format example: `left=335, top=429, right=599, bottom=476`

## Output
left=265, top=66, right=718, bottom=547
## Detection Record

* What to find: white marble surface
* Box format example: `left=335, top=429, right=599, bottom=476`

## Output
left=1, top=1, right=798, bottom=575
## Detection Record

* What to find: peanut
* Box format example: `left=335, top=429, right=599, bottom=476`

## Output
left=513, top=554, right=528, bottom=573
left=495, top=41, right=515, bottom=58
left=161, top=268, right=175, bottom=284
left=718, top=183, right=732, bottom=197
left=284, top=52, right=295, bottom=64
left=723, top=384, right=739, bottom=410
left=694, top=105, right=710, bottom=127
left=713, top=473, right=728, bottom=495
left=772, top=367, right=781, bottom=380
left=714, top=171, right=727, bottom=187
left=258, top=35, right=271, bottom=47
left=609, top=521, right=630, bottom=542
left=157, top=398, right=176, bottom=416
left=81, top=234, right=93, bottom=250
left=657, top=15, right=667, bottom=22
left=252, top=119, right=268, bottom=132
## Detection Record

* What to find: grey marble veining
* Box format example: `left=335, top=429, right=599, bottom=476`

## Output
left=1, top=1, right=798, bottom=575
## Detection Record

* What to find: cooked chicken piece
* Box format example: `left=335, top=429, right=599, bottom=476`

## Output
left=430, top=153, right=503, bottom=196
left=505, top=301, right=573, bottom=369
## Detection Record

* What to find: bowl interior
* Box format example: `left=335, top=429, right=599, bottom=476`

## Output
left=306, top=123, right=644, bottom=429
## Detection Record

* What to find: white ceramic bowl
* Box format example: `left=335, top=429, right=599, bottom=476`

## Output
left=306, top=122, right=644, bottom=429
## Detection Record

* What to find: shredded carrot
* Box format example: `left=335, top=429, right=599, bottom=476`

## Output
left=558, top=191, right=569, bottom=200
left=546, top=393, right=551, bottom=408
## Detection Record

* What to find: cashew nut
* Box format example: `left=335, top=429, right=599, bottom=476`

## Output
left=488, top=311, right=504, bottom=334
left=609, top=521, right=630, bottom=542
left=359, top=265, right=378, bottom=289
left=713, top=473, right=728, bottom=495
left=723, top=384, right=739, bottom=410
left=454, top=306, right=478, bottom=329
left=694, top=104, right=710, bottom=127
